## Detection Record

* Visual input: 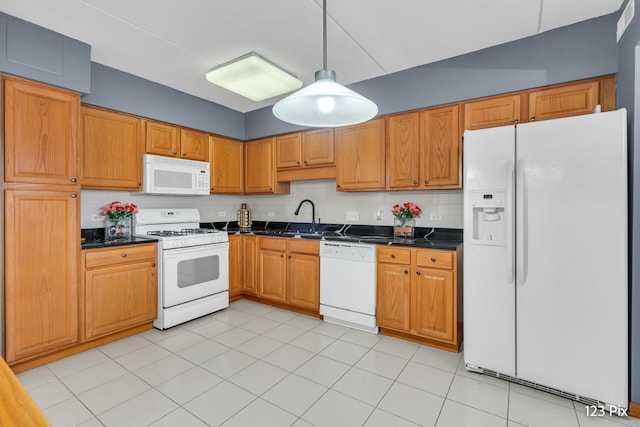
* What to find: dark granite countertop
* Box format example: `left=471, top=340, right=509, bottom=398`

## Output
left=81, top=228, right=158, bottom=250
left=202, top=221, right=462, bottom=250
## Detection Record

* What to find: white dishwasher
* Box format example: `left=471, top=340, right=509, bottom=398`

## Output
left=319, top=241, right=378, bottom=334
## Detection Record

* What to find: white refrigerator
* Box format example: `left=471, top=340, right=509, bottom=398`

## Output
left=463, top=109, right=628, bottom=408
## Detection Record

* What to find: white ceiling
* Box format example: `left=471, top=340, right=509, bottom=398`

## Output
left=0, top=0, right=623, bottom=113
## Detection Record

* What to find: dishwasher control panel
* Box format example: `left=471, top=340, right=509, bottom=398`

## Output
left=320, top=241, right=376, bottom=263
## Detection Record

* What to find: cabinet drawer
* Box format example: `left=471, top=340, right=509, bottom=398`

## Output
left=288, top=239, right=319, bottom=255
left=259, top=236, right=287, bottom=251
left=85, top=244, right=156, bottom=269
left=377, top=246, right=411, bottom=264
left=415, top=249, right=453, bottom=269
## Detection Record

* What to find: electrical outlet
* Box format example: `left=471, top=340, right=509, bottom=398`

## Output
left=91, top=214, right=102, bottom=221
left=346, top=211, right=359, bottom=221
left=218, top=211, right=226, bottom=217
left=268, top=212, right=275, bottom=217
left=430, top=213, right=442, bottom=221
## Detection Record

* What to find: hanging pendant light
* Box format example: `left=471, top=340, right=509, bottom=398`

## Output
left=272, top=0, right=378, bottom=127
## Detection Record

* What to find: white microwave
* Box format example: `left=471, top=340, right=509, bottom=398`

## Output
left=143, top=154, right=210, bottom=195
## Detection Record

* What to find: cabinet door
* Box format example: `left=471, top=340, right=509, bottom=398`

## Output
left=528, top=81, right=598, bottom=122
left=413, top=267, right=455, bottom=343
left=258, top=249, right=287, bottom=302
left=228, top=235, right=244, bottom=298
left=463, top=94, right=521, bottom=130
left=287, top=253, right=319, bottom=311
left=4, top=188, right=80, bottom=363
left=180, top=128, right=208, bottom=161
left=243, top=236, right=258, bottom=295
left=245, top=138, right=275, bottom=193
left=85, top=262, right=157, bottom=339
left=81, top=106, right=143, bottom=190
left=302, top=128, right=335, bottom=167
left=376, top=264, right=411, bottom=331
left=146, top=121, right=179, bottom=157
left=276, top=133, right=302, bottom=169
left=336, top=118, right=386, bottom=191
left=210, top=135, right=244, bottom=193
left=420, top=105, right=460, bottom=188
left=387, top=112, right=420, bottom=189
left=4, top=76, right=79, bottom=185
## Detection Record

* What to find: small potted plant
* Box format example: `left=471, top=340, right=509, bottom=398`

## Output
left=100, top=201, right=138, bottom=240
left=392, top=202, right=421, bottom=237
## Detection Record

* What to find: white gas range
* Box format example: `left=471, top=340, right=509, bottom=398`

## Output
left=135, top=208, right=229, bottom=329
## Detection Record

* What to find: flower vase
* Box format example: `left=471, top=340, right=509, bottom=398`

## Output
left=105, top=218, right=131, bottom=240
left=394, top=217, right=415, bottom=238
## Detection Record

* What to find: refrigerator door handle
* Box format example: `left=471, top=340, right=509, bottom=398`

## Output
left=506, top=160, right=515, bottom=284
left=516, top=159, right=528, bottom=285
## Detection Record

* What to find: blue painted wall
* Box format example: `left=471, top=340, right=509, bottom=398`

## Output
left=245, top=14, right=618, bottom=140
left=616, top=0, right=640, bottom=406
left=82, top=63, right=245, bottom=140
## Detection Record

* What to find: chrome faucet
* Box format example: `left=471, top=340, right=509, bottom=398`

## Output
left=294, top=199, right=316, bottom=231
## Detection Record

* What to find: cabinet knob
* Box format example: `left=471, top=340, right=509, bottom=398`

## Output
left=337, top=184, right=341, bottom=188
left=413, top=180, right=418, bottom=185
left=404, top=269, right=409, bottom=274
left=173, top=151, right=178, bottom=155
left=182, top=153, right=187, bottom=157
left=304, top=160, right=308, bottom=164
left=152, top=263, right=156, bottom=267
left=280, top=254, right=284, bottom=258
left=416, top=271, right=421, bottom=276
left=71, top=193, right=77, bottom=198
left=430, top=257, right=436, bottom=262
left=122, top=253, right=127, bottom=258
left=137, top=182, right=142, bottom=186
left=424, top=179, right=430, bottom=185
left=71, top=178, right=77, bottom=183
left=390, top=253, right=396, bottom=259
left=514, top=119, right=520, bottom=124
left=530, top=116, right=536, bottom=122
left=288, top=255, right=291, bottom=259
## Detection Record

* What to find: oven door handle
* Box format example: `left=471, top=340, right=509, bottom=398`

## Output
left=163, top=242, right=229, bottom=256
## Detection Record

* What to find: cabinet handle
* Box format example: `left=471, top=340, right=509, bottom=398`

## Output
left=152, top=263, right=156, bottom=267
left=404, top=269, right=409, bottom=274
left=530, top=116, right=536, bottom=121
left=416, top=271, right=421, bottom=276
left=71, top=193, right=77, bottom=198
left=413, top=180, right=418, bottom=185
left=122, top=253, right=127, bottom=258
left=424, top=179, right=430, bottom=185
left=390, top=253, right=395, bottom=259
left=71, top=178, right=77, bottom=183
left=430, top=257, right=436, bottom=262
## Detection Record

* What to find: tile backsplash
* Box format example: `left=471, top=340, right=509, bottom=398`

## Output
left=81, top=180, right=463, bottom=229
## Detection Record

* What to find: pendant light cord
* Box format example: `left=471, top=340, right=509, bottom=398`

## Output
left=323, top=0, right=327, bottom=70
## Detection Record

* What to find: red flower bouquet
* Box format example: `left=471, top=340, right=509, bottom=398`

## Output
left=391, top=202, right=421, bottom=226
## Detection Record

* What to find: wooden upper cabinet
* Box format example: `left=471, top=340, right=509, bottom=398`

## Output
left=209, top=135, right=244, bottom=194
left=245, top=138, right=289, bottom=194
left=276, top=133, right=303, bottom=169
left=276, top=128, right=335, bottom=170
left=420, top=105, right=460, bottom=188
left=146, top=120, right=179, bottom=157
left=180, top=128, right=208, bottom=161
left=463, top=94, right=521, bottom=130
left=387, top=106, right=460, bottom=190
left=146, top=121, right=208, bottom=161
left=527, top=81, right=598, bottom=122
left=3, top=75, right=80, bottom=185
left=336, top=117, right=386, bottom=191
left=302, top=128, right=334, bottom=167
left=387, top=112, right=420, bottom=189
left=81, top=106, right=144, bottom=190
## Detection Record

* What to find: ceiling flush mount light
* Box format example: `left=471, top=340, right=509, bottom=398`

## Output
left=272, top=0, right=378, bottom=127
left=205, top=52, right=302, bottom=102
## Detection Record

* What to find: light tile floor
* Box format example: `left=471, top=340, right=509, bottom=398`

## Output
left=17, top=299, right=640, bottom=427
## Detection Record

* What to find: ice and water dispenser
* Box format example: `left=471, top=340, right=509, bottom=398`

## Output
left=469, top=191, right=506, bottom=245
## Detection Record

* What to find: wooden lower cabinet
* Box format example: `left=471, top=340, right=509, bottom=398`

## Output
left=242, top=235, right=258, bottom=295
left=376, top=245, right=461, bottom=351
left=228, top=235, right=243, bottom=299
left=254, top=237, right=320, bottom=315
left=83, top=244, right=157, bottom=340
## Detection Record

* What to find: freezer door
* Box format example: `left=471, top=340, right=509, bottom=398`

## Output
left=515, top=110, right=628, bottom=407
left=463, top=125, right=516, bottom=376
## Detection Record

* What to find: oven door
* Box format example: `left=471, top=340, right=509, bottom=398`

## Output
left=162, top=243, right=229, bottom=307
